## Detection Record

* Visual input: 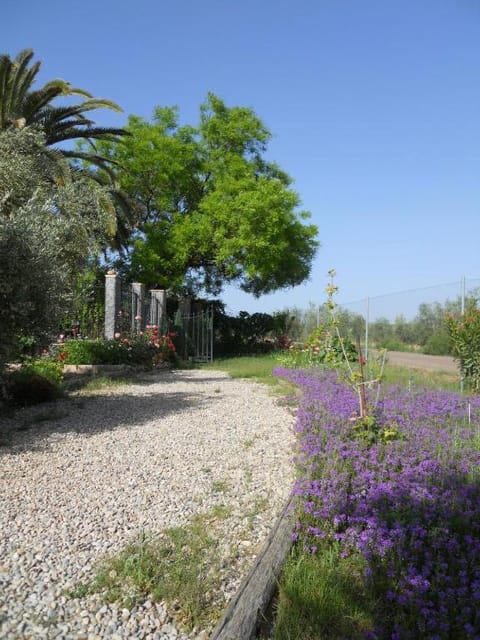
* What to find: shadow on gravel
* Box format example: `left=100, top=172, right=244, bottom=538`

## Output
left=0, top=370, right=230, bottom=453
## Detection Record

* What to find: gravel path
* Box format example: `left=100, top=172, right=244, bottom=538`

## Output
left=0, top=369, right=295, bottom=640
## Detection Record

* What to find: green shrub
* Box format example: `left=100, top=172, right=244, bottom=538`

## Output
left=60, top=339, right=123, bottom=365
left=15, top=334, right=39, bottom=360
left=378, top=339, right=413, bottom=352
left=59, top=335, right=176, bottom=368
left=24, top=358, right=64, bottom=384
left=6, top=360, right=64, bottom=405
left=422, top=329, right=452, bottom=356
left=445, top=306, right=480, bottom=391
left=213, top=309, right=285, bottom=357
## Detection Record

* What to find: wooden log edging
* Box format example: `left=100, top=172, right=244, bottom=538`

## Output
left=210, top=496, right=295, bottom=640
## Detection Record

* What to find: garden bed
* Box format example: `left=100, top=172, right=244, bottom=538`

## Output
left=271, top=367, right=480, bottom=639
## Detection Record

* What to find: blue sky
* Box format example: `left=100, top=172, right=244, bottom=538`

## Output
left=4, top=0, right=480, bottom=317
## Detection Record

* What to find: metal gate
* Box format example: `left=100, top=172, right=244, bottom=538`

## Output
left=175, top=307, right=214, bottom=362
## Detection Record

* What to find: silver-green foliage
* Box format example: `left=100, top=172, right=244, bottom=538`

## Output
left=0, top=127, right=116, bottom=366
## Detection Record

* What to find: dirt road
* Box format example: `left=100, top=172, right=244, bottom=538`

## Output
left=385, top=351, right=458, bottom=373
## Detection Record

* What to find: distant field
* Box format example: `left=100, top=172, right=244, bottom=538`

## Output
left=386, top=350, right=457, bottom=372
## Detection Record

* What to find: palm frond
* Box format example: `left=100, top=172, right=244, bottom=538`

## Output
left=73, top=97, right=123, bottom=113
left=60, top=149, right=122, bottom=177
left=21, top=80, right=83, bottom=120
left=107, top=187, right=140, bottom=251
left=54, top=83, right=92, bottom=99
left=35, top=104, right=95, bottom=125
left=0, top=54, right=12, bottom=128
left=39, top=146, right=73, bottom=185
left=47, top=126, right=128, bottom=145
left=8, top=50, right=39, bottom=119
left=36, top=109, right=96, bottom=134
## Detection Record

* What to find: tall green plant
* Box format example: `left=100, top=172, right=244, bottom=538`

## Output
left=445, top=303, right=480, bottom=391
left=324, top=271, right=393, bottom=442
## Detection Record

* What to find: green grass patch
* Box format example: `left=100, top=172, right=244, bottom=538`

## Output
left=79, top=375, right=136, bottom=392
left=272, top=543, right=375, bottom=640
left=210, top=504, right=233, bottom=519
left=71, top=509, right=234, bottom=632
left=211, top=478, right=230, bottom=494
left=201, top=354, right=461, bottom=395
left=200, top=354, right=279, bottom=386
left=382, top=363, right=460, bottom=392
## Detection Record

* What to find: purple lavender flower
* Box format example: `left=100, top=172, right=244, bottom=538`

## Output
left=275, top=367, right=480, bottom=638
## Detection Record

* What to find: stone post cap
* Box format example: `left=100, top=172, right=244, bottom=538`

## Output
left=106, top=270, right=117, bottom=276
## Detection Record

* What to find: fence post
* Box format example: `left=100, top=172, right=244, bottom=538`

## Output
left=105, top=270, right=120, bottom=339
left=149, top=289, right=167, bottom=328
left=365, top=297, right=370, bottom=361
left=460, top=276, right=466, bottom=393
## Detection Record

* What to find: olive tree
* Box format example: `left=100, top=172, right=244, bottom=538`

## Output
left=0, top=127, right=117, bottom=368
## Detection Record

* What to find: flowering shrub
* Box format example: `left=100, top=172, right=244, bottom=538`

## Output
left=145, top=325, right=177, bottom=366
left=276, top=367, right=480, bottom=638
left=58, top=329, right=178, bottom=368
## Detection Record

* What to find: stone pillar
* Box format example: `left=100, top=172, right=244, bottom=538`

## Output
left=105, top=271, right=120, bottom=339
left=131, top=283, right=145, bottom=334
left=149, top=289, right=167, bottom=328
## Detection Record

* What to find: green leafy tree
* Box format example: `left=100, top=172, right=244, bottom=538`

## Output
left=412, top=302, right=446, bottom=346
left=96, top=94, right=319, bottom=296
left=369, top=317, right=394, bottom=347
left=393, top=314, right=416, bottom=345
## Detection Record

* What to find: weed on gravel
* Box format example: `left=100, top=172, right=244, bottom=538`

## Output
left=71, top=508, right=237, bottom=633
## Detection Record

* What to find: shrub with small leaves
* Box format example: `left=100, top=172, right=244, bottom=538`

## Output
left=6, top=359, right=64, bottom=405
left=445, top=303, right=480, bottom=391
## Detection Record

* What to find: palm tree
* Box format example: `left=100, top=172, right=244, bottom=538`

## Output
left=0, top=50, right=125, bottom=161
left=0, top=49, right=137, bottom=248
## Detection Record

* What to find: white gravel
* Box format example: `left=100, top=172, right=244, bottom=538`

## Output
left=0, top=369, right=294, bottom=639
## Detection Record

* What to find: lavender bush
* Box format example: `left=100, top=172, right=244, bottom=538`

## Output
left=275, top=367, right=480, bottom=639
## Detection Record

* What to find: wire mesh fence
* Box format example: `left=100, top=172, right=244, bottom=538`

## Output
left=337, top=277, right=480, bottom=359
left=340, top=278, right=480, bottom=324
